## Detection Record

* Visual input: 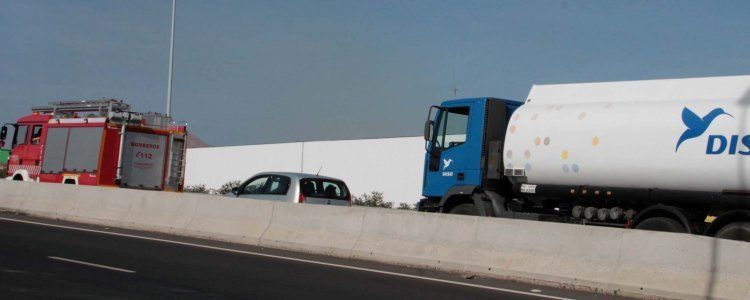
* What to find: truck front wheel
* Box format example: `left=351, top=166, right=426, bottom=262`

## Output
left=714, top=222, right=750, bottom=242
left=634, top=217, right=686, bottom=233
left=449, top=203, right=478, bottom=216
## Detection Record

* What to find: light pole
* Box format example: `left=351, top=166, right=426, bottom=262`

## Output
left=166, top=0, right=176, bottom=117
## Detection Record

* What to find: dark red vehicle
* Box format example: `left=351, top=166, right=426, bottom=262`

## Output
left=1, top=99, right=187, bottom=191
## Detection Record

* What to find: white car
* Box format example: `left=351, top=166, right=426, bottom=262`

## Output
left=229, top=172, right=351, bottom=206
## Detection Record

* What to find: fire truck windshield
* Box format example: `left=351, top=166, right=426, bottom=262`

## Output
left=14, top=125, right=27, bottom=146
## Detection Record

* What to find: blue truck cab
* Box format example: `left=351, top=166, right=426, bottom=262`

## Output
left=419, top=97, right=522, bottom=215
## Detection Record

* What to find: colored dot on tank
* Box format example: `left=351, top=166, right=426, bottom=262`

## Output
left=510, top=125, right=517, bottom=133
left=524, top=150, right=531, bottom=159
left=544, top=137, right=551, bottom=146
left=592, top=137, right=600, bottom=146
left=562, top=164, right=570, bottom=173
left=534, top=137, right=541, bottom=146
left=524, top=163, right=532, bottom=172
left=506, top=150, right=513, bottom=158
left=572, top=164, right=580, bottom=173
left=561, top=150, right=569, bottom=159
left=578, top=112, right=586, bottom=120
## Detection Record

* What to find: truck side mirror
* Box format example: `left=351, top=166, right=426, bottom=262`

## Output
left=423, top=120, right=433, bottom=141
left=0, top=126, right=6, bottom=141
left=231, top=187, right=240, bottom=195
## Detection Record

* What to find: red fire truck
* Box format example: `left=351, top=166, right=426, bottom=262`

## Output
left=1, top=99, right=187, bottom=192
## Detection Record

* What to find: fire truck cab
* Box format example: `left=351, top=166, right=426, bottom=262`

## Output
left=1, top=99, right=187, bottom=192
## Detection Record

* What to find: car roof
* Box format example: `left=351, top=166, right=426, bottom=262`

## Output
left=255, top=172, right=345, bottom=182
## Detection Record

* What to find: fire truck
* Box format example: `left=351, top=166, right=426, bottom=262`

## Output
left=1, top=99, right=187, bottom=192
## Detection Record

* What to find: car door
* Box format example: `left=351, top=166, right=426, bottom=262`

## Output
left=263, top=175, right=292, bottom=202
left=236, top=175, right=277, bottom=201
left=300, top=178, right=351, bottom=206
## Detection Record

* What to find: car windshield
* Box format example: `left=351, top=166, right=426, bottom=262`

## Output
left=300, top=179, right=349, bottom=200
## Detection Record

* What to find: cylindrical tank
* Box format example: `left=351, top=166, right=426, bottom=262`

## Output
left=503, top=76, right=750, bottom=193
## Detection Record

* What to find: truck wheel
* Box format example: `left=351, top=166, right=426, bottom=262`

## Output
left=449, top=203, right=478, bottom=216
left=634, top=217, right=686, bottom=233
left=714, top=222, right=750, bottom=242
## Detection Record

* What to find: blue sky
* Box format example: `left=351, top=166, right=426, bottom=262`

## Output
left=2, top=0, right=749, bottom=146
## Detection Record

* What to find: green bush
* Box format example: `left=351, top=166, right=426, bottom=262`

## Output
left=352, top=191, right=393, bottom=208
left=214, top=180, right=242, bottom=195
left=184, top=184, right=210, bottom=194
left=397, top=203, right=415, bottom=210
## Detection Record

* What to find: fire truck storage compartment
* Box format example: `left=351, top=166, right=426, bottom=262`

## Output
left=41, top=127, right=103, bottom=173
left=120, top=131, right=168, bottom=190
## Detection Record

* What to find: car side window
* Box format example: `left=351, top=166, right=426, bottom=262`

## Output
left=300, top=179, right=349, bottom=200
left=265, top=176, right=291, bottom=195
left=242, top=176, right=269, bottom=195
left=31, top=126, right=43, bottom=145
left=322, top=182, right=342, bottom=197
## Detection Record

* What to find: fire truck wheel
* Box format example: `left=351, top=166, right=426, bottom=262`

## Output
left=12, top=174, right=24, bottom=181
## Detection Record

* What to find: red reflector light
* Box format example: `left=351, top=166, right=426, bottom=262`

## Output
left=298, top=193, right=305, bottom=203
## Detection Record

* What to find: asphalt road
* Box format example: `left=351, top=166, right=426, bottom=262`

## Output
left=0, top=212, right=633, bottom=299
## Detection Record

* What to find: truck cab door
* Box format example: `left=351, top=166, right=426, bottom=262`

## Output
left=10, top=124, right=44, bottom=172
left=423, top=105, right=477, bottom=197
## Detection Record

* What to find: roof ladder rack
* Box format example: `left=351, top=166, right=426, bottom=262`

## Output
left=31, top=99, right=130, bottom=117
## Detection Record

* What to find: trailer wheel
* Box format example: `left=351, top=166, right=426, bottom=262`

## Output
left=449, top=203, right=478, bottom=216
left=714, top=222, right=750, bottom=242
left=634, top=217, right=686, bottom=233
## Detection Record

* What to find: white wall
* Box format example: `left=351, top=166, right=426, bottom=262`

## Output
left=185, top=142, right=303, bottom=188
left=185, top=137, right=425, bottom=205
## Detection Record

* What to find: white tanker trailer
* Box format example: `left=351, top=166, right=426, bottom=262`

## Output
left=419, top=75, right=750, bottom=241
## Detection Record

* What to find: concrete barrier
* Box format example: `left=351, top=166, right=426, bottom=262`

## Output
left=184, top=195, right=274, bottom=244
left=1, top=180, right=750, bottom=299
left=260, top=203, right=366, bottom=256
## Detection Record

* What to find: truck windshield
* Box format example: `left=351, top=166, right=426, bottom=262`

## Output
left=434, top=107, right=469, bottom=150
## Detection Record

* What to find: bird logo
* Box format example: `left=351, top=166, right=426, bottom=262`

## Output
left=675, top=107, right=733, bottom=152
left=442, top=158, right=453, bottom=170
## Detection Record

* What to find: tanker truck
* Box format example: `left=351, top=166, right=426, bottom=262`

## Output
left=417, top=75, right=750, bottom=241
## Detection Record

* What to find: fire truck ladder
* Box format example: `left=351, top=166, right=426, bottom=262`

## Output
left=31, top=99, right=131, bottom=118
left=168, top=137, right=186, bottom=189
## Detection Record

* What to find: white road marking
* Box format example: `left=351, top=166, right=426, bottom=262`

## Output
left=1, top=217, right=574, bottom=300
left=48, top=256, right=136, bottom=273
